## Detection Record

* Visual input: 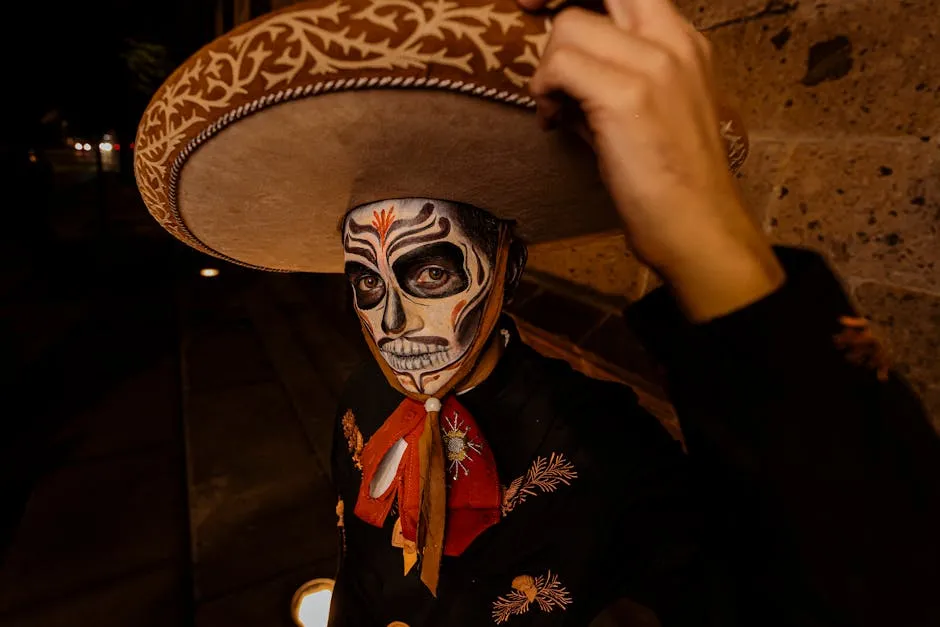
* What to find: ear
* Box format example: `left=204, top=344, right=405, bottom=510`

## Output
left=503, top=236, right=528, bottom=305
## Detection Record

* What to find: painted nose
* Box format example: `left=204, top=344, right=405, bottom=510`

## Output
left=382, top=288, right=407, bottom=335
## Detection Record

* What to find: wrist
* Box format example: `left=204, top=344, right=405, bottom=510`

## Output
left=658, top=231, right=785, bottom=323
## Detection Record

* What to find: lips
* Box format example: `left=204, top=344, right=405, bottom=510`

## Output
left=380, top=339, right=452, bottom=372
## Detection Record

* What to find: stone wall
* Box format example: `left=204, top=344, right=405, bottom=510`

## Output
left=527, top=0, right=940, bottom=430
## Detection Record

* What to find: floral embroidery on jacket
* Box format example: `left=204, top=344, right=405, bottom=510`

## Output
left=492, top=571, right=572, bottom=624
left=501, top=453, right=577, bottom=516
left=342, top=409, right=364, bottom=471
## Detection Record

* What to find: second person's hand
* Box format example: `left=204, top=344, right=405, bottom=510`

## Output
left=525, top=0, right=785, bottom=321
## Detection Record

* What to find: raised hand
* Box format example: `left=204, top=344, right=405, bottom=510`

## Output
left=525, top=0, right=784, bottom=321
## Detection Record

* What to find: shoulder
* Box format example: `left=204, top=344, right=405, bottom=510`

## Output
left=518, top=343, right=683, bottom=466
left=336, top=359, right=403, bottom=437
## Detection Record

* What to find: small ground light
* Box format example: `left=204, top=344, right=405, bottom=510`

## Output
left=291, top=578, right=334, bottom=627
left=200, top=268, right=220, bottom=278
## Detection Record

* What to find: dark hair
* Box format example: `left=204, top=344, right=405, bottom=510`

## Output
left=451, top=201, right=512, bottom=263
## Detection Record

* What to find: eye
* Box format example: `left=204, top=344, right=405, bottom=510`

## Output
left=347, top=270, right=386, bottom=310
left=358, top=274, right=381, bottom=291
left=392, top=242, right=469, bottom=299
left=416, top=266, right=448, bottom=287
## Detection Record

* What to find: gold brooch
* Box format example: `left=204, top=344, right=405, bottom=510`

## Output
left=441, top=412, right=483, bottom=480
left=492, top=571, right=572, bottom=624
left=342, top=409, right=364, bottom=471
left=502, top=453, right=577, bottom=516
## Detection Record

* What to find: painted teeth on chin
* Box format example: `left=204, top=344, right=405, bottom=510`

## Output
left=381, top=347, right=450, bottom=371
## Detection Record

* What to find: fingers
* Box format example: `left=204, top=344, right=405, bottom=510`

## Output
left=602, top=0, right=634, bottom=29
left=547, top=8, right=673, bottom=76
left=607, top=0, right=685, bottom=37
left=529, top=43, right=643, bottom=117
left=603, top=0, right=705, bottom=68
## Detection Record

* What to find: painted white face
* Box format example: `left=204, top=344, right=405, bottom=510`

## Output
left=343, top=198, right=495, bottom=396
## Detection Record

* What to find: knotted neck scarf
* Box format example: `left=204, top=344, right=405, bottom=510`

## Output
left=353, top=225, right=510, bottom=596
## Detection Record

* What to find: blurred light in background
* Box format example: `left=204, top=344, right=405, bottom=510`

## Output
left=291, top=578, right=335, bottom=627
left=99, top=142, right=113, bottom=152
left=82, top=143, right=92, bottom=151
left=74, top=142, right=83, bottom=151
left=199, top=268, right=220, bottom=278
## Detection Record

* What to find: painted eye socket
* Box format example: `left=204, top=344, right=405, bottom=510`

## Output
left=347, top=270, right=386, bottom=309
left=392, top=242, right=469, bottom=299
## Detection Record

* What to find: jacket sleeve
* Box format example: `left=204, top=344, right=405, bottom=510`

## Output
left=625, top=246, right=940, bottom=627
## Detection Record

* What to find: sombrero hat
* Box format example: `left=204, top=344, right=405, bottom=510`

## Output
left=135, top=0, right=748, bottom=273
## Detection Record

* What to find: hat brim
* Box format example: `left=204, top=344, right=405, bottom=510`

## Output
left=137, top=0, right=749, bottom=273
left=179, top=88, right=618, bottom=273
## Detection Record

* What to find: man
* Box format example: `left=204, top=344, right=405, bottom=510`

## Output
left=133, top=0, right=940, bottom=624
left=328, top=2, right=940, bottom=625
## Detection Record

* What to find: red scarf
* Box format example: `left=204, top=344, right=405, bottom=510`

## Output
left=354, top=395, right=501, bottom=556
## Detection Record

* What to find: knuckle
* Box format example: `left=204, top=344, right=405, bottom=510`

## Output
left=699, top=37, right=715, bottom=63
left=614, top=75, right=650, bottom=109
left=547, top=42, right=580, bottom=67
left=649, top=48, right=679, bottom=78
left=551, top=7, right=586, bottom=33
left=673, top=33, right=699, bottom=64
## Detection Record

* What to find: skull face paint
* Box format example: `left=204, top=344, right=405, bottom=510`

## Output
left=343, top=199, right=497, bottom=396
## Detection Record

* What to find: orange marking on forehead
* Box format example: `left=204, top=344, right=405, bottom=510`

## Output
left=451, top=300, right=467, bottom=327
left=372, top=205, right=396, bottom=248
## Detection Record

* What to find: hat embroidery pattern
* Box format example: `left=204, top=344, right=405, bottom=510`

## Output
left=134, top=0, right=551, bottom=262
left=501, top=452, right=577, bottom=516
left=135, top=0, right=747, bottom=271
left=492, top=571, right=572, bottom=624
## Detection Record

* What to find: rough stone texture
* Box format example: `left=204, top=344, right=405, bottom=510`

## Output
left=706, top=0, right=940, bottom=138
left=526, top=232, right=649, bottom=298
left=674, top=0, right=772, bottom=31
left=734, top=139, right=795, bottom=222
left=853, top=282, right=940, bottom=398
left=767, top=140, right=939, bottom=291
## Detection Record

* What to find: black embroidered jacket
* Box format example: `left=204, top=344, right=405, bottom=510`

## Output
left=327, top=248, right=940, bottom=627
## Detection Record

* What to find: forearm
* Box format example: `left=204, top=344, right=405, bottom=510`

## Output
left=651, top=199, right=785, bottom=324
left=628, top=246, right=940, bottom=625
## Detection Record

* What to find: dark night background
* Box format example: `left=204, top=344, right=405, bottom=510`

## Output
left=0, top=2, right=360, bottom=626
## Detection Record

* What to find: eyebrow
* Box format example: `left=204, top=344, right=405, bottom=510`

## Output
left=387, top=217, right=451, bottom=259
left=345, top=215, right=380, bottom=238
left=385, top=202, right=435, bottom=240
left=343, top=233, right=378, bottom=266
left=344, top=260, right=375, bottom=277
